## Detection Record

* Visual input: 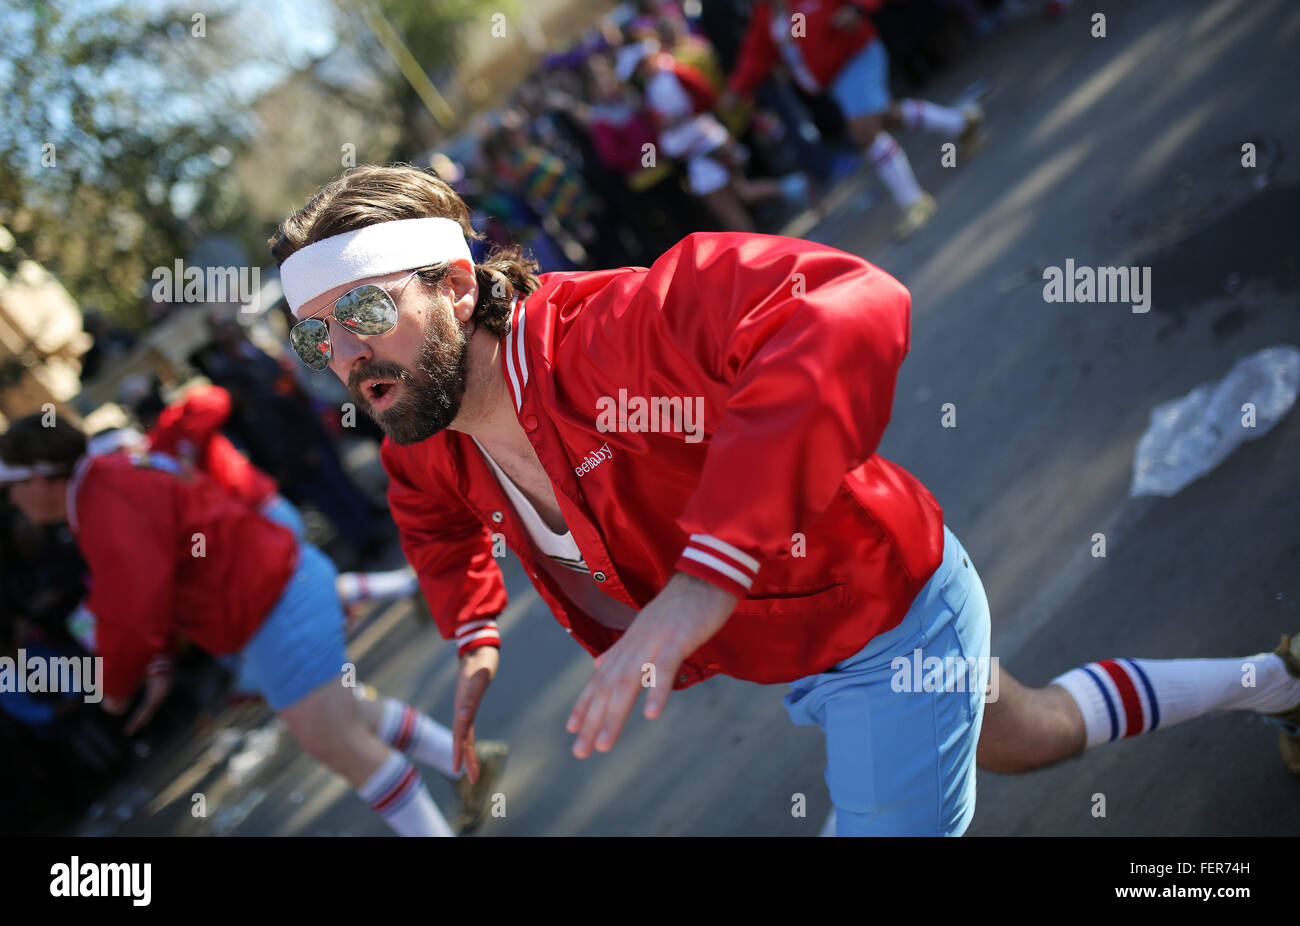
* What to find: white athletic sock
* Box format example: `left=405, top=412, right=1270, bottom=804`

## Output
left=336, top=567, right=419, bottom=605
left=900, top=99, right=966, bottom=136
left=357, top=752, right=454, bottom=837
left=1052, top=654, right=1300, bottom=748
left=867, top=133, right=923, bottom=208
left=377, top=697, right=458, bottom=777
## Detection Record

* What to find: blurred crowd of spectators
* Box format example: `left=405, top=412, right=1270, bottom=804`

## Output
left=441, top=0, right=1012, bottom=270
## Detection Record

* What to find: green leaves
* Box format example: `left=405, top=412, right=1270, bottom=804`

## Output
left=0, top=1, right=264, bottom=328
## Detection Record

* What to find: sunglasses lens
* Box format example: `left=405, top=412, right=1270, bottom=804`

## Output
left=290, top=318, right=331, bottom=371
left=336, top=285, right=398, bottom=335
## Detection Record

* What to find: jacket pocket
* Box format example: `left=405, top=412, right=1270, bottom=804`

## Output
left=730, top=583, right=849, bottom=616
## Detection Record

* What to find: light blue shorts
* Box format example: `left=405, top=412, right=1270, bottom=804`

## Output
left=239, top=542, right=347, bottom=712
left=784, top=525, right=991, bottom=836
left=259, top=493, right=306, bottom=541
left=224, top=494, right=311, bottom=697
left=829, top=37, right=892, bottom=120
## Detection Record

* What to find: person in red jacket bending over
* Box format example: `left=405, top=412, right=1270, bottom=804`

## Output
left=127, top=379, right=421, bottom=612
left=128, top=378, right=304, bottom=533
left=270, top=164, right=1300, bottom=836
left=0, top=415, right=506, bottom=836
left=720, top=0, right=983, bottom=240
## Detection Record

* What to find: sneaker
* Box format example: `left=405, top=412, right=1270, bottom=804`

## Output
left=957, top=102, right=984, bottom=160
left=894, top=192, right=937, bottom=241
left=451, top=739, right=509, bottom=834
left=1264, top=633, right=1300, bottom=773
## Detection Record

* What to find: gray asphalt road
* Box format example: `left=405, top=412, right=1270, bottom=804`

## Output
left=78, top=0, right=1300, bottom=837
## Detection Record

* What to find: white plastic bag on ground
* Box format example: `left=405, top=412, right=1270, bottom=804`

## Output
left=1130, top=345, right=1300, bottom=498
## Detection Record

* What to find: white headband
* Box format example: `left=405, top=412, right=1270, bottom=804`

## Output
left=280, top=217, right=473, bottom=319
left=0, top=461, right=65, bottom=484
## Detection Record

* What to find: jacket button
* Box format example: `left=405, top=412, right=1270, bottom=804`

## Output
left=592, top=570, right=607, bottom=582
left=524, top=415, right=539, bottom=432
left=491, top=511, right=504, bottom=523
left=677, top=673, right=690, bottom=684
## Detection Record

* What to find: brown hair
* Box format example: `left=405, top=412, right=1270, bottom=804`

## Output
left=0, top=414, right=86, bottom=473
left=268, top=163, right=540, bottom=338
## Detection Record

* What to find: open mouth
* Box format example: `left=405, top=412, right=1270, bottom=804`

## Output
left=362, top=378, right=400, bottom=412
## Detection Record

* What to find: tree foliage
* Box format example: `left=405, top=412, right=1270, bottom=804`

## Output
left=326, top=0, right=510, bottom=157
left=0, top=0, right=266, bottom=329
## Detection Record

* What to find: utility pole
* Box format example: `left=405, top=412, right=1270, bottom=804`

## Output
left=361, top=3, right=457, bottom=131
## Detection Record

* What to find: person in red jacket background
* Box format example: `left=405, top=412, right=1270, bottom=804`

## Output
left=720, top=0, right=984, bottom=240
left=624, top=38, right=808, bottom=232
left=122, top=377, right=422, bottom=615
left=0, top=414, right=506, bottom=836
left=270, top=164, right=1300, bottom=835
left=128, top=379, right=293, bottom=525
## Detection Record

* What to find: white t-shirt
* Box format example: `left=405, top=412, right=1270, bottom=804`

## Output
left=473, top=438, right=639, bottom=631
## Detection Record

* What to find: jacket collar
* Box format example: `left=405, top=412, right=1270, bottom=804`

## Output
left=501, top=294, right=528, bottom=412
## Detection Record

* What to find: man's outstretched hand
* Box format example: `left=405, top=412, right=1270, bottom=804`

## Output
left=452, top=644, right=499, bottom=784
left=566, top=572, right=738, bottom=759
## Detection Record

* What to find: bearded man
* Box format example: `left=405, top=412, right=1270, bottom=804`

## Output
left=269, top=164, right=1300, bottom=835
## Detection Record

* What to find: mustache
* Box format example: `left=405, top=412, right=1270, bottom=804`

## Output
left=347, top=361, right=411, bottom=395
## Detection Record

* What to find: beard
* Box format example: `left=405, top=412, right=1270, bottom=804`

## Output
left=348, top=310, right=471, bottom=446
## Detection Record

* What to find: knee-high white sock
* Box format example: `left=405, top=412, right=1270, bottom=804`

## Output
left=1052, top=654, right=1300, bottom=748
left=867, top=133, right=923, bottom=208
left=900, top=99, right=966, bottom=136
left=377, top=697, right=458, bottom=777
left=357, top=752, right=454, bottom=837
left=336, top=567, right=420, bottom=605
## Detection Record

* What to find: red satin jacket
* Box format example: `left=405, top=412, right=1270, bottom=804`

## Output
left=68, top=451, right=297, bottom=701
left=147, top=384, right=278, bottom=509
left=381, top=232, right=944, bottom=688
left=728, top=0, right=884, bottom=98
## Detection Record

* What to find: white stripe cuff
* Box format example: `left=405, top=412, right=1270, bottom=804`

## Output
left=456, top=628, right=501, bottom=646
left=455, top=619, right=498, bottom=638
left=681, top=548, right=755, bottom=590
left=687, top=533, right=760, bottom=574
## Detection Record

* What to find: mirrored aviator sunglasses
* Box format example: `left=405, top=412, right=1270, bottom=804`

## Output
left=289, top=280, right=403, bottom=371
